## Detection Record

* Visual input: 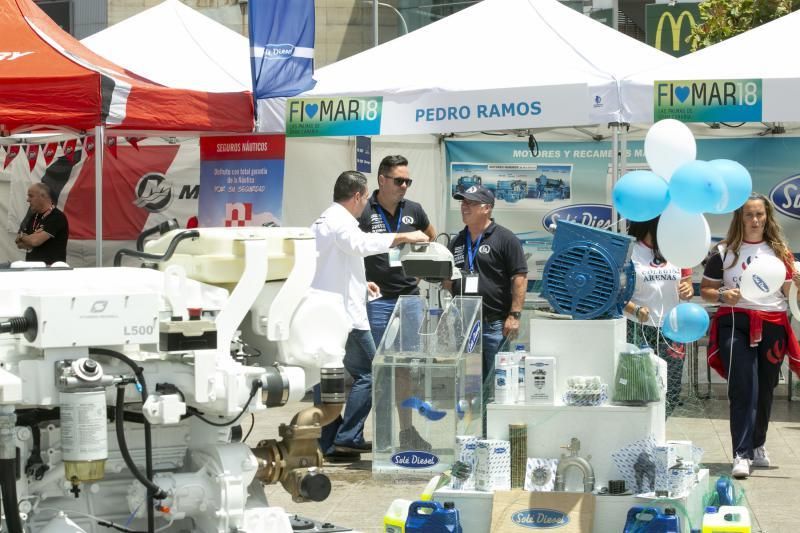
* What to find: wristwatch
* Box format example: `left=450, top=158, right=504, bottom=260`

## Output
left=718, top=287, right=726, bottom=303
left=508, top=311, right=522, bottom=320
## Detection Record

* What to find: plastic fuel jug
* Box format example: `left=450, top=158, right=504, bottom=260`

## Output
left=405, top=500, right=462, bottom=533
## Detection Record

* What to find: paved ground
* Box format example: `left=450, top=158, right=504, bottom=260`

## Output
left=249, top=377, right=800, bottom=532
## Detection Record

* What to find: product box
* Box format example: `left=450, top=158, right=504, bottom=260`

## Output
left=475, top=439, right=510, bottom=492
left=525, top=357, right=556, bottom=404
left=452, top=436, right=478, bottom=490
left=667, top=440, right=694, bottom=463
left=653, top=444, right=678, bottom=496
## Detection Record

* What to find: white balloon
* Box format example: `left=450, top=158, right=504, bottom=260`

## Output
left=657, top=203, right=711, bottom=268
left=644, top=119, right=697, bottom=181
left=739, top=255, right=786, bottom=301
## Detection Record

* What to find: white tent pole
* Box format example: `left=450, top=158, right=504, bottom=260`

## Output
left=610, top=123, right=619, bottom=233
left=619, top=124, right=629, bottom=182
left=95, top=125, right=104, bottom=267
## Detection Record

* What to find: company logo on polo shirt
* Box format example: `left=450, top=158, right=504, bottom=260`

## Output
left=479, top=244, right=491, bottom=254
left=770, top=174, right=800, bottom=220
left=134, top=173, right=173, bottom=213
left=511, top=508, right=569, bottom=528
left=401, top=215, right=414, bottom=224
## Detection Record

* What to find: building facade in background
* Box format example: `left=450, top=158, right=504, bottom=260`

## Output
left=43, top=0, right=681, bottom=68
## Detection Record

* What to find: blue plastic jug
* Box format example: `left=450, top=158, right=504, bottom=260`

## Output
left=623, top=506, right=681, bottom=533
left=405, top=501, right=462, bottom=533
left=716, top=476, right=736, bottom=506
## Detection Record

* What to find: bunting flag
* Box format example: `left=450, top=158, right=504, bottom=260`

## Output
left=3, top=145, right=19, bottom=169
left=106, top=136, right=118, bottom=158
left=83, top=136, right=96, bottom=156
left=63, top=139, right=78, bottom=163
left=43, top=143, right=58, bottom=165
left=25, top=144, right=39, bottom=171
left=125, top=137, right=143, bottom=150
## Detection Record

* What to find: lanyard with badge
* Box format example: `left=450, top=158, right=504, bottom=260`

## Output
left=464, top=229, right=482, bottom=293
left=376, top=204, right=404, bottom=267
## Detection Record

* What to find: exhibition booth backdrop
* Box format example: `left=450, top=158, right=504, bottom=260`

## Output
left=262, top=0, right=676, bottom=135
left=0, top=0, right=253, bottom=265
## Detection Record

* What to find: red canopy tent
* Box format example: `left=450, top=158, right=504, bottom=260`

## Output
left=0, top=0, right=254, bottom=263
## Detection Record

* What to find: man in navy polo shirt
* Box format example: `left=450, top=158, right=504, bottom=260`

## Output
left=358, top=155, right=437, bottom=450
left=447, top=185, right=527, bottom=383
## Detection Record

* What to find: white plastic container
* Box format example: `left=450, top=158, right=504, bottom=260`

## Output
left=384, top=498, right=412, bottom=533
left=494, top=353, right=517, bottom=405
left=701, top=505, right=751, bottom=532
left=514, top=345, right=527, bottom=403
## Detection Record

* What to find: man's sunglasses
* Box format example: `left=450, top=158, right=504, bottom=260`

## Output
left=383, top=175, right=413, bottom=187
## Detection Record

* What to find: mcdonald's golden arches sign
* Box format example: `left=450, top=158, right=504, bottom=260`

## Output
left=645, top=3, right=701, bottom=57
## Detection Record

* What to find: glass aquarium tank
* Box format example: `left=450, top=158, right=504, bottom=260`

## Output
left=372, top=295, right=483, bottom=477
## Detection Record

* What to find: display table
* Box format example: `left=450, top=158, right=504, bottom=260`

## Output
left=433, top=469, right=710, bottom=533
left=487, top=402, right=665, bottom=490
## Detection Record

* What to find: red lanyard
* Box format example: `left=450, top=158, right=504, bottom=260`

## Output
left=32, top=207, right=52, bottom=231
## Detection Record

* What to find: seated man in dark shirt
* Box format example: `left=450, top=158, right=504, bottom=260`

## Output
left=15, top=183, right=69, bottom=265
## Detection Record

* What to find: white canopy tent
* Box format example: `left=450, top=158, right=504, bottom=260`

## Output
left=81, top=0, right=251, bottom=93
left=261, top=0, right=676, bottom=134
left=621, top=10, right=800, bottom=125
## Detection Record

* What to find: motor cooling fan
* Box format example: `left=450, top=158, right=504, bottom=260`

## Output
left=540, top=220, right=635, bottom=319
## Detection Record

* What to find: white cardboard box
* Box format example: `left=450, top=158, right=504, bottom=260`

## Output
left=525, top=357, right=556, bottom=404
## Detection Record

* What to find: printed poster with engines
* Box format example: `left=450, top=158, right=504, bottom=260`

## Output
left=445, top=137, right=800, bottom=287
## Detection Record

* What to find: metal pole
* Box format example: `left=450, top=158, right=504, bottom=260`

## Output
left=94, top=125, right=104, bottom=266
left=610, top=124, right=619, bottom=233
left=612, top=0, right=618, bottom=31
left=373, top=0, right=379, bottom=47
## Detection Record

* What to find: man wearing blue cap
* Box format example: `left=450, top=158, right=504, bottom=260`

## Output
left=447, top=185, right=527, bottom=382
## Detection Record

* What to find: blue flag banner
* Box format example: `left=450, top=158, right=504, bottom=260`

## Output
left=249, top=0, right=316, bottom=103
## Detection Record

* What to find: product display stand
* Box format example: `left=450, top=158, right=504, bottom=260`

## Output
left=434, top=317, right=707, bottom=532
left=434, top=469, right=709, bottom=533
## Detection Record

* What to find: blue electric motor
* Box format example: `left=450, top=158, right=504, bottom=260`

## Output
left=540, top=219, right=635, bottom=319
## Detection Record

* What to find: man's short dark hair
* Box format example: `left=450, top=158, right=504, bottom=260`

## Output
left=333, top=171, right=368, bottom=202
left=378, top=155, right=408, bottom=177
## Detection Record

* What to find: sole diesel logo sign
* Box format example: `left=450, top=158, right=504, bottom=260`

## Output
left=511, top=509, right=570, bottom=529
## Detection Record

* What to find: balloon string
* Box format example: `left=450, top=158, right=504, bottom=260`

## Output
left=602, top=217, right=628, bottom=231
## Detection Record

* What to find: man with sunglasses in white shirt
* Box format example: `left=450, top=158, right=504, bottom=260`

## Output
left=312, top=170, right=429, bottom=462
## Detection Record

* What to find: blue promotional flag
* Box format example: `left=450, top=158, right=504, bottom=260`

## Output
left=249, top=0, right=317, bottom=103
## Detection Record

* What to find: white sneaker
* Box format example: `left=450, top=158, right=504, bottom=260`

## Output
left=752, top=446, right=770, bottom=468
left=732, top=455, right=751, bottom=479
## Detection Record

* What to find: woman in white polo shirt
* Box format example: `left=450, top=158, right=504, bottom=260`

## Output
left=701, top=193, right=800, bottom=480
left=624, top=216, right=694, bottom=417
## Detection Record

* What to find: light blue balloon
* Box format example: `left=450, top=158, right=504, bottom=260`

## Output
left=709, top=159, right=753, bottom=213
left=668, top=160, right=726, bottom=214
left=662, top=303, right=709, bottom=343
left=612, top=170, right=670, bottom=222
